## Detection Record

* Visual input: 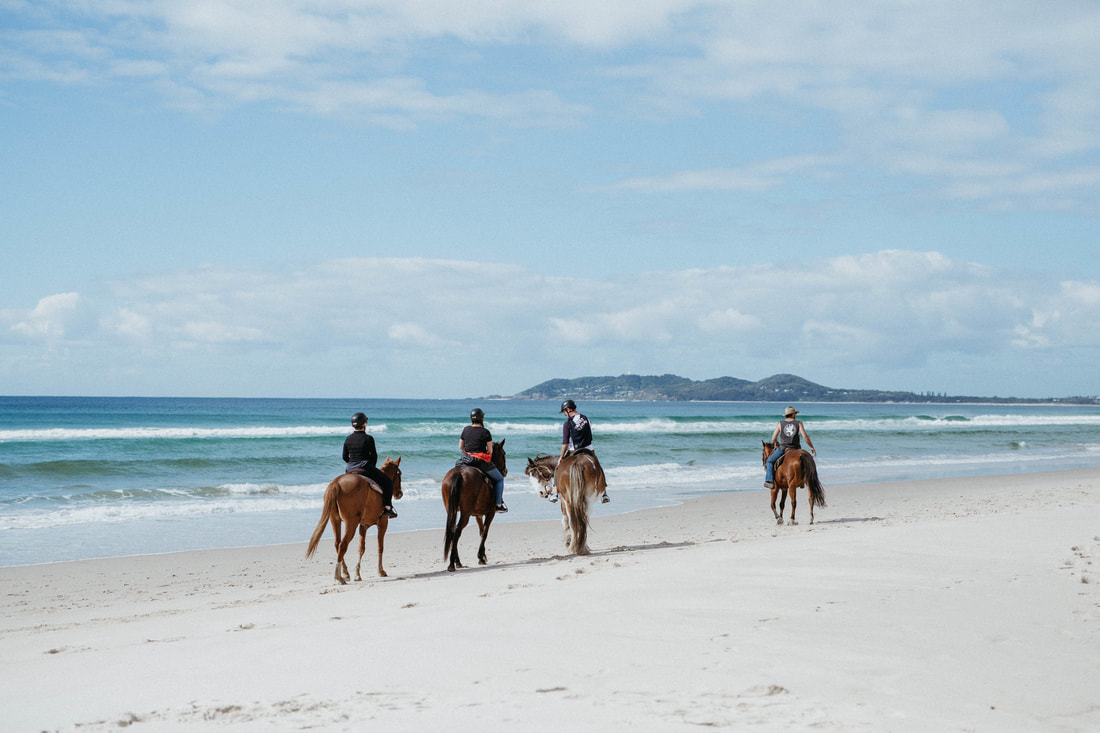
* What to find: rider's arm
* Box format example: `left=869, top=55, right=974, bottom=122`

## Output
left=800, top=423, right=816, bottom=455
left=769, top=422, right=781, bottom=443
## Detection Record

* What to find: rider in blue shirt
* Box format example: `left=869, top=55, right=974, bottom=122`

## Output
left=554, top=399, right=609, bottom=504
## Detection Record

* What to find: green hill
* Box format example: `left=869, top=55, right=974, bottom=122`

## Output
left=512, top=373, right=1096, bottom=404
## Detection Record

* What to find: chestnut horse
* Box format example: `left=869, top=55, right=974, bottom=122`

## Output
left=442, top=439, right=507, bottom=572
left=761, top=442, right=825, bottom=525
left=306, top=457, right=403, bottom=584
left=528, top=450, right=605, bottom=555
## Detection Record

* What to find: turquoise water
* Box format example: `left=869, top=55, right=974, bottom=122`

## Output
left=2, top=396, right=1098, bottom=566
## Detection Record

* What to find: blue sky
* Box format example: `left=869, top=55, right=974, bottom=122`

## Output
left=2, top=1, right=1098, bottom=398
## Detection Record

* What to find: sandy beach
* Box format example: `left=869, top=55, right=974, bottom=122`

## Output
left=2, top=468, right=1099, bottom=732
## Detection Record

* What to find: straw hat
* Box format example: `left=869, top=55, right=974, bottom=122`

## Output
left=784, top=406, right=799, bottom=417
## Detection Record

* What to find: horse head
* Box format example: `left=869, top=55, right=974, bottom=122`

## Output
left=492, top=438, right=507, bottom=478
left=525, top=454, right=558, bottom=496
left=382, top=456, right=403, bottom=500
left=761, top=441, right=776, bottom=465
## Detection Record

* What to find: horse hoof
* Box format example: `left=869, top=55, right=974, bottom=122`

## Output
left=447, top=565, right=456, bottom=573
left=776, top=518, right=783, bottom=526
left=378, top=570, right=388, bottom=578
left=336, top=577, right=347, bottom=585
left=788, top=519, right=798, bottom=526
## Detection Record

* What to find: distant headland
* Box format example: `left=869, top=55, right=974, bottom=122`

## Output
left=504, top=373, right=1098, bottom=404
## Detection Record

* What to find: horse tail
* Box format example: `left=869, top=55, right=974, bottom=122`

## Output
left=306, top=477, right=340, bottom=558
left=443, top=471, right=462, bottom=561
left=801, top=453, right=827, bottom=508
left=564, top=460, right=591, bottom=555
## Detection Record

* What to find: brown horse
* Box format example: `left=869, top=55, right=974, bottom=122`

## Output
left=442, top=439, right=507, bottom=572
left=306, top=457, right=403, bottom=584
left=554, top=450, right=606, bottom=555
left=761, top=442, right=826, bottom=525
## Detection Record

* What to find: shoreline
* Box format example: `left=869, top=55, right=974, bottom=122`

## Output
left=3, top=467, right=1099, bottom=731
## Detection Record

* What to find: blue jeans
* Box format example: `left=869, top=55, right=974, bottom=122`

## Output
left=765, top=446, right=787, bottom=483
left=485, top=466, right=505, bottom=504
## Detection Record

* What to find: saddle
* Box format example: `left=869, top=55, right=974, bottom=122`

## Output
left=455, top=454, right=496, bottom=481
left=345, top=469, right=384, bottom=495
left=774, top=448, right=804, bottom=469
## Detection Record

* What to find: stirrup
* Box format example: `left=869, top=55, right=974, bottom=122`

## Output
left=495, top=503, right=508, bottom=513
left=548, top=493, right=559, bottom=503
left=601, top=493, right=610, bottom=503
left=382, top=506, right=398, bottom=518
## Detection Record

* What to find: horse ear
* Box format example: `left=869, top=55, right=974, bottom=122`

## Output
left=395, top=456, right=401, bottom=466
left=527, top=457, right=535, bottom=467
left=498, top=438, right=505, bottom=446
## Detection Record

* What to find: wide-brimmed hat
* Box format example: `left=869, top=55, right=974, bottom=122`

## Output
left=784, top=406, right=799, bottom=417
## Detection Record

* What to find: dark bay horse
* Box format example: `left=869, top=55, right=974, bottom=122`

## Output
left=531, top=450, right=605, bottom=555
left=761, top=442, right=826, bottom=525
left=306, top=457, right=403, bottom=584
left=442, top=439, right=507, bottom=572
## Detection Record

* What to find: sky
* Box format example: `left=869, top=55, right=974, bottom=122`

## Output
left=1, top=0, right=1099, bottom=399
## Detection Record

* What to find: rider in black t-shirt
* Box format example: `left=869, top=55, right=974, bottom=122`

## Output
left=459, top=408, right=506, bottom=512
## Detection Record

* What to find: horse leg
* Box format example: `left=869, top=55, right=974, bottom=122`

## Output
left=448, top=513, right=472, bottom=572
left=354, top=524, right=367, bottom=582
left=329, top=515, right=348, bottom=584
left=560, top=496, right=574, bottom=549
left=787, top=486, right=798, bottom=526
left=335, top=517, right=357, bottom=584
left=376, top=516, right=388, bottom=577
left=770, top=486, right=782, bottom=525
left=477, top=514, right=494, bottom=566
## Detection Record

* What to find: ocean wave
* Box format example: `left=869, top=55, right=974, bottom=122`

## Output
left=0, top=425, right=358, bottom=442
left=0, top=494, right=322, bottom=530
left=5, top=413, right=1097, bottom=445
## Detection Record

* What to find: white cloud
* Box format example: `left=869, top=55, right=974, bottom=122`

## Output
left=599, top=155, right=837, bottom=194
left=9, top=292, right=86, bottom=340
left=387, top=322, right=452, bottom=348
left=2, top=252, right=1098, bottom=396
left=5, top=0, right=1100, bottom=213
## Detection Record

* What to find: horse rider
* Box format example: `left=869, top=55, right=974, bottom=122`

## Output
left=343, top=412, right=398, bottom=518
left=459, top=408, right=507, bottom=513
left=553, top=399, right=610, bottom=504
left=765, top=405, right=817, bottom=489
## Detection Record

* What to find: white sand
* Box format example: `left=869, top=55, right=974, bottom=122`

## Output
left=2, top=468, right=1099, bottom=732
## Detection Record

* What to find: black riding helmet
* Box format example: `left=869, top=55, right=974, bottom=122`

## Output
left=560, top=399, right=576, bottom=413
left=470, top=408, right=485, bottom=423
left=351, top=412, right=367, bottom=428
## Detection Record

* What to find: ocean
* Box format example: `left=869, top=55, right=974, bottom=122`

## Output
left=2, top=396, right=1099, bottom=567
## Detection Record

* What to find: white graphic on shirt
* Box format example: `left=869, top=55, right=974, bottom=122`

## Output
left=782, top=423, right=798, bottom=438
